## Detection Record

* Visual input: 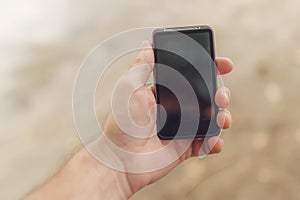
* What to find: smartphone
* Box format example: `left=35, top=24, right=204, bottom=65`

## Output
left=153, top=25, right=220, bottom=139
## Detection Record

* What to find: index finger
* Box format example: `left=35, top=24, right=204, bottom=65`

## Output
left=215, top=57, right=233, bottom=75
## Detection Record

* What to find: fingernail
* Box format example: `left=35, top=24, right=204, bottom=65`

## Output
left=199, top=147, right=207, bottom=158
left=221, top=89, right=229, bottom=105
left=198, top=141, right=209, bottom=158
left=225, top=93, right=229, bottom=105
left=225, top=110, right=231, bottom=128
left=221, top=88, right=227, bottom=96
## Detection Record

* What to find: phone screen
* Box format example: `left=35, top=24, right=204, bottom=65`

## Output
left=153, top=27, right=220, bottom=139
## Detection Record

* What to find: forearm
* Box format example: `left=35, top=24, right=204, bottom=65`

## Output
left=25, top=149, right=133, bottom=200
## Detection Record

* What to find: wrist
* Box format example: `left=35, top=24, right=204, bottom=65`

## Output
left=74, top=148, right=133, bottom=199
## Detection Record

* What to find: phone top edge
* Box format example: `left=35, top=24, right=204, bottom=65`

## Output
left=153, top=25, right=213, bottom=33
left=152, top=25, right=214, bottom=45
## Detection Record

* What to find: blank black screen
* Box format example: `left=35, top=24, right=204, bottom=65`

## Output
left=154, top=29, right=220, bottom=139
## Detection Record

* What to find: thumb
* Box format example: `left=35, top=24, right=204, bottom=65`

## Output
left=120, top=40, right=154, bottom=92
left=110, top=41, right=155, bottom=138
left=132, top=40, right=154, bottom=69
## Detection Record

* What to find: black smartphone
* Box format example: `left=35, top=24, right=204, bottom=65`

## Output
left=153, top=25, right=220, bottom=140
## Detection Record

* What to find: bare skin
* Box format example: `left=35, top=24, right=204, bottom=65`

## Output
left=26, top=41, right=233, bottom=200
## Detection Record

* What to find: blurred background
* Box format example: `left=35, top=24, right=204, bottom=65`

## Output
left=1, top=0, right=300, bottom=199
